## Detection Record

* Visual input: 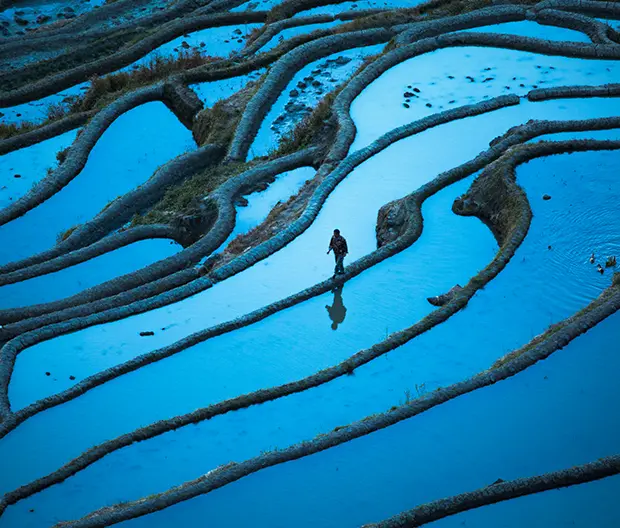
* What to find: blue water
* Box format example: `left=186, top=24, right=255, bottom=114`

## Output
left=10, top=97, right=620, bottom=411
left=216, top=166, right=316, bottom=252
left=191, top=70, right=265, bottom=108
left=350, top=47, right=620, bottom=151
left=461, top=21, right=591, bottom=42
left=125, top=24, right=262, bottom=71
left=259, top=21, right=341, bottom=52
left=4, top=148, right=620, bottom=525
left=0, top=130, right=78, bottom=210
left=0, top=20, right=619, bottom=528
left=294, top=0, right=422, bottom=18
left=111, top=306, right=620, bottom=528
left=0, top=239, right=181, bottom=309
left=1, top=174, right=497, bottom=499
left=0, top=102, right=194, bottom=267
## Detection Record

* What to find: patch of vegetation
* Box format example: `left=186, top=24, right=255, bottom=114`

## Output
left=222, top=173, right=320, bottom=256
left=0, top=96, right=84, bottom=140
left=56, top=146, right=70, bottom=164
left=335, top=9, right=421, bottom=34
left=193, top=74, right=264, bottom=147
left=57, top=224, right=80, bottom=243
left=272, top=90, right=339, bottom=157
left=82, top=50, right=220, bottom=111
left=245, top=24, right=268, bottom=46
left=272, top=51, right=381, bottom=157
left=1, top=51, right=219, bottom=141
left=132, top=160, right=255, bottom=226
left=0, top=121, right=37, bottom=141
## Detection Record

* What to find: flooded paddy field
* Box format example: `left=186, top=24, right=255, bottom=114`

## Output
left=1, top=1, right=619, bottom=527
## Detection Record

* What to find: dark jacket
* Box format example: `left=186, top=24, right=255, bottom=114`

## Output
left=329, top=235, right=348, bottom=256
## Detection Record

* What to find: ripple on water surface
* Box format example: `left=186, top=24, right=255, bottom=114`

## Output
left=519, top=150, right=620, bottom=311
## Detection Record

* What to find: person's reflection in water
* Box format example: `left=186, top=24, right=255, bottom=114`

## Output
left=326, top=285, right=346, bottom=330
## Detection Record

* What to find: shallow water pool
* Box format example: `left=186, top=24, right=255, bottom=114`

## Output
left=9, top=96, right=620, bottom=415
left=0, top=238, right=182, bottom=309
left=0, top=83, right=89, bottom=126
left=191, top=69, right=265, bottom=108
left=7, top=145, right=619, bottom=524
left=124, top=23, right=262, bottom=70
left=248, top=44, right=385, bottom=159
left=110, top=306, right=620, bottom=528
left=350, top=46, right=620, bottom=150
left=258, top=21, right=341, bottom=52
left=460, top=20, right=591, bottom=42
left=216, top=165, right=316, bottom=252
left=0, top=129, right=77, bottom=210
left=0, top=102, right=194, bottom=267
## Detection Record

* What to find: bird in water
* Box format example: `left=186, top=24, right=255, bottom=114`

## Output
left=597, top=264, right=604, bottom=274
left=589, top=253, right=595, bottom=264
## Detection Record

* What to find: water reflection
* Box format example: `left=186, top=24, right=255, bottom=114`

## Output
left=326, top=285, right=347, bottom=330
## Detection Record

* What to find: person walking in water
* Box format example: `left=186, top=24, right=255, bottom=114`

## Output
left=327, top=228, right=348, bottom=276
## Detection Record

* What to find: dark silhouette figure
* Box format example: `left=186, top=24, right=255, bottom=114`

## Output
left=327, top=228, right=348, bottom=276
left=326, top=285, right=346, bottom=330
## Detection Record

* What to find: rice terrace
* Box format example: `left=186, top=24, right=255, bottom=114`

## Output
left=0, top=0, right=619, bottom=524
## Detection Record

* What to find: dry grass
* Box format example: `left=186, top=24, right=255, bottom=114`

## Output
left=0, top=50, right=218, bottom=141
left=0, top=121, right=38, bottom=141
left=245, top=24, right=268, bottom=46
left=0, top=98, right=82, bottom=140
left=56, top=224, right=80, bottom=243
left=335, top=9, right=421, bottom=34
left=225, top=176, right=318, bottom=254
left=56, top=146, right=70, bottom=164
left=272, top=90, right=338, bottom=157
left=192, top=75, right=262, bottom=147
left=132, top=160, right=255, bottom=226
left=82, top=49, right=219, bottom=110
